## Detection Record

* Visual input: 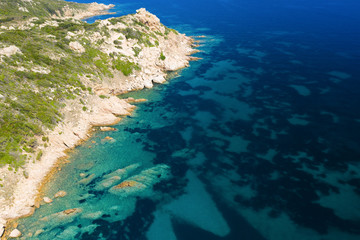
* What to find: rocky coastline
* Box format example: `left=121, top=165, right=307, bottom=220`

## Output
left=0, top=5, right=198, bottom=238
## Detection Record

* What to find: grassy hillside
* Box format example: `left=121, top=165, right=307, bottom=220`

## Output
left=0, top=0, right=86, bottom=21
left=0, top=1, right=178, bottom=169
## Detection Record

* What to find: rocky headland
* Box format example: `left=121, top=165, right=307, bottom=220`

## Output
left=0, top=2, right=198, bottom=238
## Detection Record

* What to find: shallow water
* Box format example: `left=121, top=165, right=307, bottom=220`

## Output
left=18, top=0, right=360, bottom=239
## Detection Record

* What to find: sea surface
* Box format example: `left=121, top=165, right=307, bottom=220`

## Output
left=18, top=0, right=360, bottom=239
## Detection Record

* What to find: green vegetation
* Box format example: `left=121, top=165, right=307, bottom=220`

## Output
left=0, top=0, right=87, bottom=20
left=113, top=58, right=140, bottom=76
left=133, top=47, right=142, bottom=57
left=120, top=27, right=155, bottom=47
left=0, top=0, right=176, bottom=167
left=159, top=51, right=166, bottom=61
left=164, top=27, right=178, bottom=35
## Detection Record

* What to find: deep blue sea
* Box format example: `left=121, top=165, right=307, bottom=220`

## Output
left=18, top=0, right=360, bottom=239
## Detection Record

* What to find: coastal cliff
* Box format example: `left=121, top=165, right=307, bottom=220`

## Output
left=0, top=1, right=197, bottom=236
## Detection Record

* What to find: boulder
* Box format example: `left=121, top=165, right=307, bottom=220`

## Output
left=69, top=41, right=85, bottom=53
left=9, top=229, right=22, bottom=238
left=152, top=75, right=166, bottom=84
left=100, top=127, right=117, bottom=132
left=54, top=190, right=67, bottom=198
left=63, top=208, right=80, bottom=215
left=43, top=197, right=53, bottom=203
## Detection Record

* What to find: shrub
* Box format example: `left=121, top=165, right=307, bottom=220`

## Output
left=159, top=51, right=166, bottom=60
left=113, top=59, right=140, bottom=76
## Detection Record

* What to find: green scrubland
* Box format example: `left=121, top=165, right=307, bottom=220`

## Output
left=0, top=0, right=165, bottom=168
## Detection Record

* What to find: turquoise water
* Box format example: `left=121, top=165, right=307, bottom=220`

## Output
left=17, top=0, right=360, bottom=239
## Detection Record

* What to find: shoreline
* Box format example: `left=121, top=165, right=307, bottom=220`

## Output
left=0, top=5, right=199, bottom=238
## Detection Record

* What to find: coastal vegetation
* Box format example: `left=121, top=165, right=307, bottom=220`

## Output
left=0, top=0, right=173, bottom=167
left=0, top=0, right=86, bottom=20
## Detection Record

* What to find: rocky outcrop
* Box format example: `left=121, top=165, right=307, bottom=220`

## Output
left=135, top=8, right=163, bottom=32
left=54, top=2, right=115, bottom=20
left=0, top=46, right=22, bottom=58
left=69, top=41, right=85, bottom=53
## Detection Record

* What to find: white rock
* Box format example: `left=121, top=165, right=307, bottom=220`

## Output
left=0, top=45, right=22, bottom=57
left=69, top=41, right=85, bottom=53
left=54, top=190, right=67, bottom=198
left=43, top=197, right=53, bottom=203
left=144, top=80, right=153, bottom=89
left=152, top=75, right=166, bottom=83
left=0, top=94, right=4, bottom=100
left=0, top=224, right=5, bottom=237
left=9, top=229, right=22, bottom=238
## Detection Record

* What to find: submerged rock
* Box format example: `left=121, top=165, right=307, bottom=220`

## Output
left=113, top=180, right=139, bottom=189
left=103, top=163, right=141, bottom=179
left=108, top=164, right=170, bottom=197
left=63, top=208, right=81, bottom=215
left=81, top=211, right=103, bottom=220
left=77, top=173, right=96, bottom=185
left=100, top=127, right=117, bottom=132
left=109, top=180, right=146, bottom=196
left=54, top=190, right=67, bottom=198
left=34, top=229, right=44, bottom=237
left=95, top=175, right=121, bottom=190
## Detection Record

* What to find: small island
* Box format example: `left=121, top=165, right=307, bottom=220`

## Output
left=0, top=0, right=198, bottom=237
